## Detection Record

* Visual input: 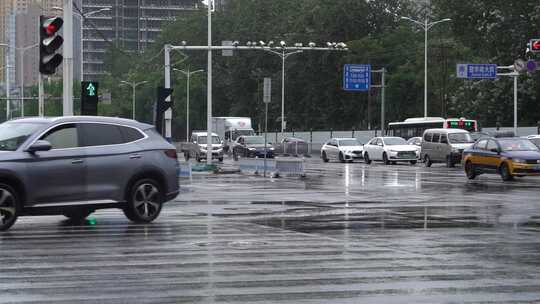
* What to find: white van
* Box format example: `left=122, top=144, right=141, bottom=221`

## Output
left=421, top=129, right=474, bottom=167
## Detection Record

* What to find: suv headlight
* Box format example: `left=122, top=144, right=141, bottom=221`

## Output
left=451, top=147, right=460, bottom=153
left=513, top=158, right=526, bottom=163
left=248, top=147, right=256, bottom=151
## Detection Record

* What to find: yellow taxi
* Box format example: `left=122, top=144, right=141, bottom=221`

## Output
left=462, top=137, right=540, bottom=181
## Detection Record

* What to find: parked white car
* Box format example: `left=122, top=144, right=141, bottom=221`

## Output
left=321, top=138, right=363, bottom=163
left=407, top=136, right=422, bottom=158
left=525, top=135, right=540, bottom=148
left=363, top=137, right=418, bottom=165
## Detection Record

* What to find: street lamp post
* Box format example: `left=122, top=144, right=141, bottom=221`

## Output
left=0, top=43, right=10, bottom=120
left=17, top=43, right=39, bottom=117
left=173, top=68, right=204, bottom=141
left=263, top=47, right=303, bottom=134
left=401, top=16, right=451, bottom=117
left=120, top=80, right=148, bottom=120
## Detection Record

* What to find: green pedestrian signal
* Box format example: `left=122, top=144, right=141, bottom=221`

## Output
left=86, top=83, right=96, bottom=97
left=81, top=81, right=99, bottom=115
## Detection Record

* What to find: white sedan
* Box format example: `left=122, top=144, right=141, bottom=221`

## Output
left=321, top=138, right=364, bottom=163
left=363, top=137, right=418, bottom=165
left=525, top=135, right=540, bottom=148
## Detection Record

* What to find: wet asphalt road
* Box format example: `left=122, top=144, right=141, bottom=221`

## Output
left=1, top=156, right=539, bottom=303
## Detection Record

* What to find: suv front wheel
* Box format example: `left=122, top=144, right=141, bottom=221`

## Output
left=123, top=179, right=163, bottom=223
left=0, top=183, right=19, bottom=231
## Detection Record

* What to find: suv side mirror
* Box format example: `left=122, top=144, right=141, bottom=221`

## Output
left=26, top=140, right=52, bottom=153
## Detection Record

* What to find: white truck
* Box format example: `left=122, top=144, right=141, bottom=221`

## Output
left=212, top=117, right=255, bottom=153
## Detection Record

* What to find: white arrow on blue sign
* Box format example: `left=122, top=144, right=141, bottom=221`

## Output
left=343, top=64, right=371, bottom=91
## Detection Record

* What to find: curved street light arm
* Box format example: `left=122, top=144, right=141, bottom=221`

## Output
left=427, top=18, right=452, bottom=30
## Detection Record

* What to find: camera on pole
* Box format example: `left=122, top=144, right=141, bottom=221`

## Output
left=81, top=81, right=99, bottom=115
left=155, top=87, right=173, bottom=135
left=39, top=15, right=63, bottom=75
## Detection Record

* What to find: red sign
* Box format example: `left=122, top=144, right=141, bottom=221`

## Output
left=531, top=39, right=540, bottom=52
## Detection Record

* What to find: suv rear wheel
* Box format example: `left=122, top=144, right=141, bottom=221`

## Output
left=123, top=179, right=163, bottom=223
left=0, top=183, right=19, bottom=231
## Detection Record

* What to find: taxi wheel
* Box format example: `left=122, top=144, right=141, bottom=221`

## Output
left=410, top=160, right=417, bottom=165
left=465, top=161, right=476, bottom=180
left=500, top=163, right=514, bottom=181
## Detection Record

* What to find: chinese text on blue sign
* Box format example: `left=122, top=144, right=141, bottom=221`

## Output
left=456, top=64, right=497, bottom=79
left=343, top=64, right=371, bottom=91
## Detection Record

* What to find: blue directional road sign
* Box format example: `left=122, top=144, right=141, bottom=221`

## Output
left=343, top=64, right=371, bottom=91
left=456, top=63, right=497, bottom=79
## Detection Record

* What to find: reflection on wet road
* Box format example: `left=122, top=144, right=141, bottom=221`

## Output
left=1, top=158, right=539, bottom=303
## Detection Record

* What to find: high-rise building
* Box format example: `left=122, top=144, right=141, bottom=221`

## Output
left=83, top=0, right=200, bottom=81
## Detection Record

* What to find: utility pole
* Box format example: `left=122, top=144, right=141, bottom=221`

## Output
left=372, top=68, right=387, bottom=135
left=206, top=1, right=213, bottom=164
left=63, top=0, right=74, bottom=116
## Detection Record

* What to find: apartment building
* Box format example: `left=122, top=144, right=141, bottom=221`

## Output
left=83, top=0, right=199, bottom=81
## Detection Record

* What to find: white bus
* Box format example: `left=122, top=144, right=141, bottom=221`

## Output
left=387, top=117, right=478, bottom=140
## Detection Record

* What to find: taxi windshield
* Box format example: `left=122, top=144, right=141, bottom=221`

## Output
left=499, top=139, right=539, bottom=152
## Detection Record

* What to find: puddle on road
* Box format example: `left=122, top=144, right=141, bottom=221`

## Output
left=249, top=202, right=540, bottom=232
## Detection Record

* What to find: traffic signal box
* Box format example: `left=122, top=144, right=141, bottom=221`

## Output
left=155, top=87, right=173, bottom=135
left=39, top=16, right=63, bottom=75
left=81, top=81, right=99, bottom=115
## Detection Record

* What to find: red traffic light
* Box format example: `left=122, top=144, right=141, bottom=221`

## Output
left=531, top=39, right=540, bottom=51
left=46, top=24, right=57, bottom=35
left=42, top=17, right=63, bottom=36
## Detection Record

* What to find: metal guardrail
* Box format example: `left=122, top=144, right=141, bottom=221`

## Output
left=239, top=158, right=305, bottom=177
left=238, top=158, right=276, bottom=174
left=275, top=158, right=306, bottom=177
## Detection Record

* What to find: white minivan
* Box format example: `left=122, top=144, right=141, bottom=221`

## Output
left=421, top=129, right=475, bottom=167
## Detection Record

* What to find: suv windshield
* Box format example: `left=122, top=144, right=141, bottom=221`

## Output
left=198, top=136, right=221, bottom=144
left=244, top=136, right=265, bottom=145
left=339, top=139, right=361, bottom=146
left=499, top=139, right=539, bottom=152
left=384, top=137, right=407, bottom=145
left=449, top=133, right=474, bottom=143
left=0, top=122, right=45, bottom=151
left=530, top=138, right=540, bottom=148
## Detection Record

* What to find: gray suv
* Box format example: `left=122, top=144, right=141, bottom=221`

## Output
left=0, top=116, right=179, bottom=231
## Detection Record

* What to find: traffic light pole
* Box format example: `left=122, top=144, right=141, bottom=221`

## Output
left=497, top=65, right=519, bottom=136
left=206, top=1, right=213, bottom=164
left=38, top=74, right=44, bottom=116
left=164, top=45, right=171, bottom=141
left=62, top=0, right=73, bottom=116
left=371, top=68, right=387, bottom=135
